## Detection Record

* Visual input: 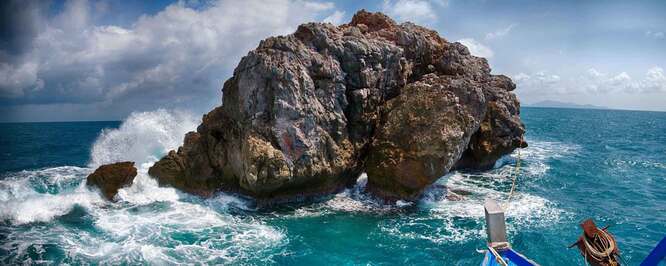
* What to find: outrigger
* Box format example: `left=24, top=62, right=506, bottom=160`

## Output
left=477, top=145, right=666, bottom=265
left=642, top=236, right=666, bottom=266
left=478, top=199, right=666, bottom=265
left=479, top=199, right=539, bottom=266
left=479, top=147, right=538, bottom=266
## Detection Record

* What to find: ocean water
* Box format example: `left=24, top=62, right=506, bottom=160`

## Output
left=0, top=107, right=664, bottom=265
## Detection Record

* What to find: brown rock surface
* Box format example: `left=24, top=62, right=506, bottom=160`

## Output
left=87, top=162, right=137, bottom=201
left=148, top=10, right=526, bottom=204
left=455, top=75, right=528, bottom=170
left=365, top=74, right=486, bottom=200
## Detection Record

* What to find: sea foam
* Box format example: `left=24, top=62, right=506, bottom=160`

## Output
left=0, top=166, right=103, bottom=224
left=376, top=139, right=573, bottom=244
left=0, top=109, right=287, bottom=264
left=88, top=109, right=199, bottom=167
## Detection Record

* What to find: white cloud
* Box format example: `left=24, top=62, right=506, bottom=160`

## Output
left=645, top=30, right=665, bottom=39
left=323, top=10, right=345, bottom=25
left=457, top=38, right=494, bottom=58
left=646, top=66, right=665, bottom=80
left=609, top=72, right=631, bottom=84
left=512, top=70, right=573, bottom=95
left=642, top=66, right=666, bottom=92
left=514, top=67, right=666, bottom=96
left=541, top=73, right=561, bottom=83
left=587, top=68, right=604, bottom=78
left=382, top=0, right=446, bottom=25
left=0, top=0, right=344, bottom=114
left=485, top=23, right=517, bottom=40
left=513, top=72, right=530, bottom=83
left=303, top=1, right=335, bottom=11
left=0, top=61, right=39, bottom=97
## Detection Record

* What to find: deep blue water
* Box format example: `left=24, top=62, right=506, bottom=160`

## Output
left=0, top=121, right=120, bottom=173
left=0, top=107, right=664, bottom=265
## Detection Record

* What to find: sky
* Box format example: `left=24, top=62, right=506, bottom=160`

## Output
left=1, top=0, right=665, bottom=122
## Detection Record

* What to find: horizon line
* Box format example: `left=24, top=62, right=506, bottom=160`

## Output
left=2, top=106, right=664, bottom=124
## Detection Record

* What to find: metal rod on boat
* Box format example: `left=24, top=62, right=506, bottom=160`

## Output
left=484, top=199, right=508, bottom=245
left=482, top=199, right=541, bottom=266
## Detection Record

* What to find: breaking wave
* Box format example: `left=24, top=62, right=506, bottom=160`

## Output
left=89, top=109, right=199, bottom=167
left=0, top=110, right=287, bottom=264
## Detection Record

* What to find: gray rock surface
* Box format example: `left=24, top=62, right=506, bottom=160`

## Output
left=148, top=10, right=526, bottom=204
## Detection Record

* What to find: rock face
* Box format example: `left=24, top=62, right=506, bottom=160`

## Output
left=365, top=74, right=486, bottom=200
left=454, top=76, right=528, bottom=170
left=148, top=10, right=526, bottom=204
left=87, top=162, right=137, bottom=201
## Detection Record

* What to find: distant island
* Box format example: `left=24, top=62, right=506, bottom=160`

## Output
left=525, top=100, right=608, bottom=110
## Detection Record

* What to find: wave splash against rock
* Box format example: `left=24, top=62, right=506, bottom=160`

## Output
left=148, top=10, right=526, bottom=205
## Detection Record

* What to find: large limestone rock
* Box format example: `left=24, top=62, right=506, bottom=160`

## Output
left=365, top=74, right=486, bottom=200
left=87, top=161, right=137, bottom=201
left=148, top=10, right=526, bottom=204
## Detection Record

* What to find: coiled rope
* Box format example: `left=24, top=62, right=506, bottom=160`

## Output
left=582, top=229, right=619, bottom=266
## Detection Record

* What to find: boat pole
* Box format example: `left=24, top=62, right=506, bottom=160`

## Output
left=485, top=199, right=508, bottom=246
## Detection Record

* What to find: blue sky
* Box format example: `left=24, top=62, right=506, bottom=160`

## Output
left=1, top=0, right=665, bottom=122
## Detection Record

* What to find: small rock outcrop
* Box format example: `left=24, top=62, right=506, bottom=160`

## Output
left=87, top=162, right=137, bottom=201
left=148, top=10, right=526, bottom=204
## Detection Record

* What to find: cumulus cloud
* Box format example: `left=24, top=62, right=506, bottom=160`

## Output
left=485, top=23, right=517, bottom=40
left=535, top=71, right=561, bottom=83
left=514, top=71, right=569, bottom=94
left=587, top=68, right=603, bottom=78
left=513, top=67, right=666, bottom=96
left=609, top=72, right=631, bottom=84
left=323, top=10, right=345, bottom=25
left=513, top=73, right=530, bottom=83
left=0, top=61, right=40, bottom=97
left=0, top=0, right=343, bottom=120
left=457, top=38, right=494, bottom=58
left=645, top=30, right=665, bottom=40
left=382, top=0, right=446, bottom=25
left=642, top=67, right=666, bottom=92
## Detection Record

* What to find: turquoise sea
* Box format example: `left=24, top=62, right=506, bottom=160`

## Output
left=1, top=107, right=664, bottom=265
